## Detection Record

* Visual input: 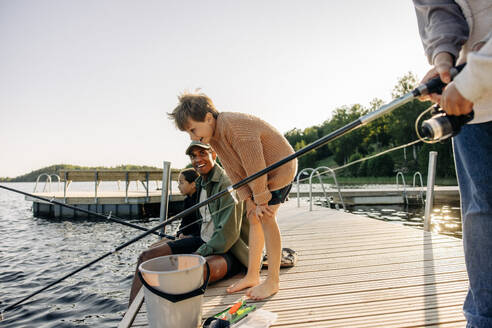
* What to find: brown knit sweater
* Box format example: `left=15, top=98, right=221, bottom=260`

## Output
left=209, top=112, right=297, bottom=205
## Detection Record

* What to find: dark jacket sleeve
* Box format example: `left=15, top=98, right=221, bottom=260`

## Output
left=178, top=192, right=201, bottom=236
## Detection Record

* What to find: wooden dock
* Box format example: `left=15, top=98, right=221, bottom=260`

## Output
left=29, top=169, right=183, bottom=219
left=122, top=200, right=469, bottom=327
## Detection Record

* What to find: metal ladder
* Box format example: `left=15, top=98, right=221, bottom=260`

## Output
left=395, top=171, right=408, bottom=204
left=412, top=171, right=425, bottom=205
left=296, top=167, right=345, bottom=211
left=33, top=174, right=61, bottom=193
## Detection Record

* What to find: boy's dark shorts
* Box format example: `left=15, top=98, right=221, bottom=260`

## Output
left=268, top=183, right=293, bottom=206
left=167, top=236, right=243, bottom=277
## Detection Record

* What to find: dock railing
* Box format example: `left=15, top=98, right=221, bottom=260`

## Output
left=396, top=171, right=409, bottom=204
left=412, top=171, right=425, bottom=204
left=296, top=166, right=345, bottom=211
left=309, top=166, right=345, bottom=211
left=59, top=169, right=180, bottom=204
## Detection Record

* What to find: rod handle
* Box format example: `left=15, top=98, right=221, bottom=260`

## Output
left=413, top=63, right=466, bottom=96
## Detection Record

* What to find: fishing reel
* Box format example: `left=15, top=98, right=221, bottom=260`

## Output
left=420, top=105, right=474, bottom=141
left=415, top=63, right=473, bottom=142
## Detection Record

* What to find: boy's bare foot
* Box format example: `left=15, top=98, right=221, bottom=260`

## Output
left=226, top=275, right=259, bottom=293
left=246, top=279, right=279, bottom=300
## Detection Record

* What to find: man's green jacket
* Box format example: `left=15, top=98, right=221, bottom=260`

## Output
left=195, top=164, right=249, bottom=267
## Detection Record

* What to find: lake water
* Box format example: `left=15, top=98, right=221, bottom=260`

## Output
left=0, top=182, right=462, bottom=327
left=0, top=182, right=177, bottom=328
left=348, top=204, right=462, bottom=238
left=312, top=195, right=462, bottom=239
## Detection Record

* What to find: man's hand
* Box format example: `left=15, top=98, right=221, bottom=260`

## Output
left=420, top=52, right=454, bottom=103
left=441, top=82, right=474, bottom=116
left=255, top=203, right=274, bottom=218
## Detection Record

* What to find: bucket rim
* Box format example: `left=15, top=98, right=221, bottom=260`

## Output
left=139, top=254, right=206, bottom=275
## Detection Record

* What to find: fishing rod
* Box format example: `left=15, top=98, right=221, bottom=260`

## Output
left=0, top=65, right=467, bottom=318
left=0, top=185, right=175, bottom=240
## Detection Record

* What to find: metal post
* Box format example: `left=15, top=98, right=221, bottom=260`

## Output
left=296, top=168, right=314, bottom=208
left=94, top=171, right=98, bottom=204
left=297, top=179, right=300, bottom=208
left=423, top=151, right=438, bottom=232
left=145, top=172, right=149, bottom=203
left=125, top=172, right=129, bottom=203
left=159, top=162, right=172, bottom=238
left=64, top=172, right=68, bottom=204
left=309, top=175, right=313, bottom=211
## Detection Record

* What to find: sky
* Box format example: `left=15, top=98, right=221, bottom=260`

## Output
left=0, top=0, right=432, bottom=178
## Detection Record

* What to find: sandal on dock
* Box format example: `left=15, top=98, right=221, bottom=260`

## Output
left=262, top=247, right=298, bottom=268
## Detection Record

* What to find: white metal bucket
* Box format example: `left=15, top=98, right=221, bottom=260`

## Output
left=139, top=254, right=206, bottom=328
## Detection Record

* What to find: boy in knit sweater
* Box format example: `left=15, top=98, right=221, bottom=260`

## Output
left=168, top=92, right=297, bottom=300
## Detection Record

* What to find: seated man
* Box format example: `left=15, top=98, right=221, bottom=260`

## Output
left=128, top=141, right=249, bottom=305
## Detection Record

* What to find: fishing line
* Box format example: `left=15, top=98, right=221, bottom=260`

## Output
left=0, top=185, right=174, bottom=239
left=415, top=104, right=441, bottom=144
left=295, top=138, right=423, bottom=185
left=332, top=139, right=423, bottom=172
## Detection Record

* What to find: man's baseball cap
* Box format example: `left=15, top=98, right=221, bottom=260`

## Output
left=185, top=140, right=212, bottom=155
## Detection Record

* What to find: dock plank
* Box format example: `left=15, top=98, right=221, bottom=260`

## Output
left=125, top=200, right=468, bottom=328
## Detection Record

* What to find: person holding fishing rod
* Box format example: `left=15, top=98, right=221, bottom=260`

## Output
left=168, top=92, right=297, bottom=300
left=413, top=1, right=492, bottom=326
left=128, top=141, right=249, bottom=305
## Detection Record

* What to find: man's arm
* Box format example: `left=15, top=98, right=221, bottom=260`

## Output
left=413, top=0, right=469, bottom=103
left=413, top=0, right=469, bottom=65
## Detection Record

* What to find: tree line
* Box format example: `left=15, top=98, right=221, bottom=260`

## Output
left=283, top=73, right=457, bottom=180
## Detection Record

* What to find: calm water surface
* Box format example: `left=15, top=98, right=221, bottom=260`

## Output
left=311, top=184, right=462, bottom=239
left=0, top=182, right=178, bottom=328
left=348, top=204, right=462, bottom=239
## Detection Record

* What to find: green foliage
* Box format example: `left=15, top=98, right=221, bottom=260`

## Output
left=347, top=152, right=362, bottom=176
left=324, top=104, right=368, bottom=166
left=366, top=154, right=395, bottom=177
left=392, top=72, right=418, bottom=98
left=357, top=160, right=368, bottom=176
left=417, top=141, right=456, bottom=178
left=294, top=140, right=318, bottom=169
left=284, top=72, right=457, bottom=180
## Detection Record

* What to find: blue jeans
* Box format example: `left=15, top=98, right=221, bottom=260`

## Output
left=453, top=121, right=492, bottom=328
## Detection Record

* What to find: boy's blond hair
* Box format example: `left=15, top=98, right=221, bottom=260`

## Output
left=168, top=92, right=219, bottom=131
